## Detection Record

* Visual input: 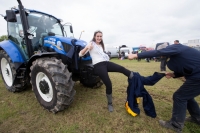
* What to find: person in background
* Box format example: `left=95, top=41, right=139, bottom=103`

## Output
left=157, top=42, right=169, bottom=72
left=160, top=56, right=167, bottom=72
left=137, top=49, right=142, bottom=61
left=121, top=51, right=125, bottom=60
left=128, top=40, right=200, bottom=133
left=79, top=30, right=134, bottom=112
left=144, top=48, right=150, bottom=62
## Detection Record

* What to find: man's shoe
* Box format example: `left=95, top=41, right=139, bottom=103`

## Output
left=159, top=120, right=182, bottom=133
left=185, top=116, right=200, bottom=125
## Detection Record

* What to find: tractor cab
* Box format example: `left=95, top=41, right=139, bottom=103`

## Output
left=5, top=8, right=75, bottom=57
left=26, top=12, right=65, bottom=50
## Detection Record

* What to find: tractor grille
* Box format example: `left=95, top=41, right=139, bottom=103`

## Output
left=62, top=42, right=72, bottom=53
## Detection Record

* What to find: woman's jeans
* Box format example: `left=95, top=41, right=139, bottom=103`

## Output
left=94, top=61, right=131, bottom=94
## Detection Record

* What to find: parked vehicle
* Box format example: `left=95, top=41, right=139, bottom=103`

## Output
left=118, top=45, right=131, bottom=59
left=104, top=45, right=118, bottom=58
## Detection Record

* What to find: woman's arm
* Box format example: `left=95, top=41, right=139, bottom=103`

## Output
left=79, top=42, right=93, bottom=57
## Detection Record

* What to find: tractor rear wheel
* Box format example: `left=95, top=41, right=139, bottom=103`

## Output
left=0, top=50, right=22, bottom=92
left=30, top=57, right=75, bottom=113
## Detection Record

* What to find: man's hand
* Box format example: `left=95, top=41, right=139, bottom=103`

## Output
left=165, top=72, right=175, bottom=79
left=128, top=54, right=138, bottom=60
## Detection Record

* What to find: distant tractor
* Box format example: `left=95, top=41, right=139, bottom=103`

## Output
left=0, top=0, right=102, bottom=113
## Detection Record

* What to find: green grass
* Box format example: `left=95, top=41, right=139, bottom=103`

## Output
left=0, top=58, right=200, bottom=133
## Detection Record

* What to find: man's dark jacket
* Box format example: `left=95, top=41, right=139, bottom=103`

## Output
left=127, top=72, right=165, bottom=118
left=138, top=44, right=200, bottom=80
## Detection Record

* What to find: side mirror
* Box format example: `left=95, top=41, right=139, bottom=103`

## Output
left=6, top=10, right=17, bottom=22
left=70, top=25, right=73, bottom=33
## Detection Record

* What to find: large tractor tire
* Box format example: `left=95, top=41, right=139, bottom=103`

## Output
left=0, top=50, right=23, bottom=92
left=30, top=57, right=75, bottom=113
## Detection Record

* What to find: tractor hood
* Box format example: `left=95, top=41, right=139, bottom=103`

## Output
left=43, top=36, right=87, bottom=55
left=57, top=36, right=87, bottom=47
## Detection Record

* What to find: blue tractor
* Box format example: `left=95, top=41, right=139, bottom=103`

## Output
left=0, top=0, right=102, bottom=113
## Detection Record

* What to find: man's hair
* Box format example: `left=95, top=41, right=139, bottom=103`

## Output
left=174, top=40, right=179, bottom=43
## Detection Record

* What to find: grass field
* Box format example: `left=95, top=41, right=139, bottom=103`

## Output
left=0, top=58, right=200, bottom=133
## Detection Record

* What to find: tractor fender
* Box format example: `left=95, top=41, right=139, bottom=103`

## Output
left=26, top=52, right=59, bottom=73
left=0, top=40, right=25, bottom=63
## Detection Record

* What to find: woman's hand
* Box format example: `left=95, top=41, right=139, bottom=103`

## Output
left=79, top=42, right=93, bottom=57
left=86, top=42, right=93, bottom=50
left=128, top=54, right=138, bottom=60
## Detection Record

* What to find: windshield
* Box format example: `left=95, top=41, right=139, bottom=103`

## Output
left=26, top=12, right=63, bottom=50
left=27, top=13, right=63, bottom=36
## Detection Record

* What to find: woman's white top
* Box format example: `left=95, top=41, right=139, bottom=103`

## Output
left=79, top=41, right=109, bottom=65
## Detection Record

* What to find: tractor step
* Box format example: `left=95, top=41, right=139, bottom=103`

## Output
left=19, top=68, right=26, bottom=70
left=14, top=84, right=22, bottom=88
left=17, top=76, right=24, bottom=78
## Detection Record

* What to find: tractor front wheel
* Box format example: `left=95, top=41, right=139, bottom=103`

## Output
left=30, top=57, right=75, bottom=113
left=0, top=50, right=19, bottom=92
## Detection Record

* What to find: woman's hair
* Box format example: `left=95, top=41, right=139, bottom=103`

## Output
left=92, top=30, right=105, bottom=50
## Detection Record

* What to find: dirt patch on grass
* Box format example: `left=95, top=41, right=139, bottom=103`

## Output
left=178, top=77, right=186, bottom=82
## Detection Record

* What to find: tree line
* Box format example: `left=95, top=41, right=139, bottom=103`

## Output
left=0, top=35, right=8, bottom=42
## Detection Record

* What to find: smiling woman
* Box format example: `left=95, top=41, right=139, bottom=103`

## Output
left=79, top=30, right=134, bottom=112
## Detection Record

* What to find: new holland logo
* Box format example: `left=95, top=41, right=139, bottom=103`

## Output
left=44, top=39, right=62, bottom=50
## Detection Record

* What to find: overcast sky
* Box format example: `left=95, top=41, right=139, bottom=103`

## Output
left=0, top=0, right=200, bottom=48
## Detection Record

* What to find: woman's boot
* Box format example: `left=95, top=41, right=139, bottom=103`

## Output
left=106, top=94, right=113, bottom=112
